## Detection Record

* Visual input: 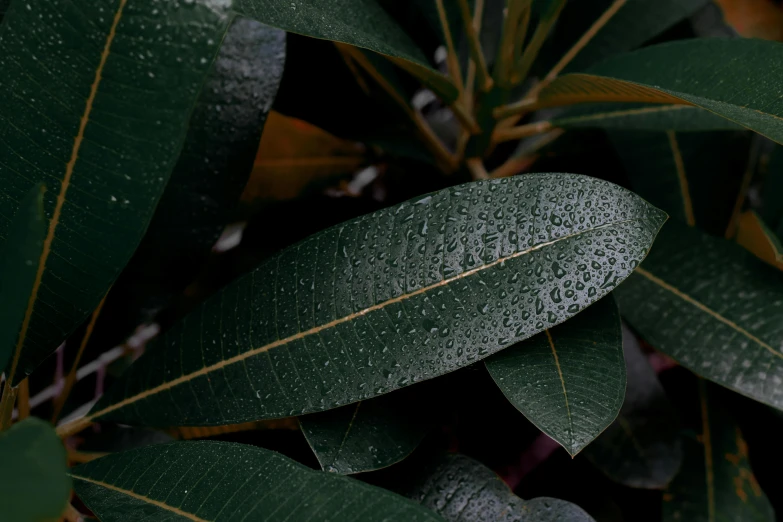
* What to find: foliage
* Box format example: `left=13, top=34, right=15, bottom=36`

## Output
left=1, top=0, right=781, bottom=520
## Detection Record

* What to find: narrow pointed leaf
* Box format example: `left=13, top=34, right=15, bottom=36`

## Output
left=615, top=221, right=783, bottom=410
left=300, top=390, right=430, bottom=474
left=662, top=382, right=774, bottom=522
left=85, top=174, right=666, bottom=429
left=485, top=295, right=625, bottom=456
left=0, top=184, right=45, bottom=371
left=0, top=0, right=233, bottom=382
left=533, top=39, right=783, bottom=144
left=233, top=0, right=458, bottom=103
left=584, top=325, right=682, bottom=489
left=405, top=454, right=595, bottom=522
left=551, top=104, right=745, bottom=132
left=88, top=18, right=286, bottom=351
left=609, top=130, right=750, bottom=235
left=72, top=441, right=442, bottom=521
left=0, top=418, right=70, bottom=521
left=736, top=211, right=783, bottom=270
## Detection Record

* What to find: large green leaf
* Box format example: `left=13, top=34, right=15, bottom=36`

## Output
left=72, top=441, right=441, bottom=521
left=583, top=326, right=682, bottom=489
left=485, top=295, right=624, bottom=456
left=233, top=0, right=458, bottom=103
left=405, top=453, right=595, bottom=522
left=551, top=103, right=745, bottom=132
left=75, top=174, right=665, bottom=431
left=531, top=39, right=783, bottom=144
left=615, top=221, right=783, bottom=410
left=662, top=382, right=774, bottom=522
left=0, top=184, right=45, bottom=372
left=87, top=18, right=286, bottom=352
left=0, top=0, right=232, bottom=383
left=0, top=417, right=70, bottom=521
left=608, top=130, right=750, bottom=235
left=300, top=389, right=430, bottom=474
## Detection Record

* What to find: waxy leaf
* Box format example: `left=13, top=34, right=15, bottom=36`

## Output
left=72, top=441, right=441, bottom=521
left=0, top=0, right=232, bottom=383
left=532, top=39, right=783, bottom=144
left=88, top=18, right=286, bottom=351
left=485, top=295, right=625, bottom=456
left=0, top=184, right=45, bottom=372
left=662, top=382, right=774, bottom=522
left=81, top=174, right=666, bottom=430
left=584, top=325, right=682, bottom=489
left=233, top=0, right=458, bottom=103
left=615, top=222, right=783, bottom=410
left=405, top=454, right=595, bottom=522
left=300, top=390, right=430, bottom=474
left=0, top=418, right=70, bottom=521
left=551, top=104, right=745, bottom=132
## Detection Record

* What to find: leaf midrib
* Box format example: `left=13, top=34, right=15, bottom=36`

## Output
left=84, top=216, right=645, bottom=423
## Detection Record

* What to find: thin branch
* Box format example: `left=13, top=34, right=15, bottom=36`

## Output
left=466, top=158, right=490, bottom=180
left=493, top=120, right=554, bottom=143
left=493, top=97, right=538, bottom=120
left=451, top=101, right=481, bottom=134
left=726, top=138, right=763, bottom=239
left=435, top=0, right=465, bottom=94
left=68, top=448, right=108, bottom=464
left=512, top=0, right=567, bottom=85
left=490, top=129, right=564, bottom=178
left=495, top=0, right=532, bottom=87
left=335, top=45, right=372, bottom=95
left=0, top=386, right=17, bottom=431
left=464, top=0, right=486, bottom=109
left=62, top=503, right=84, bottom=522
left=51, top=294, right=108, bottom=423
left=457, top=0, right=492, bottom=92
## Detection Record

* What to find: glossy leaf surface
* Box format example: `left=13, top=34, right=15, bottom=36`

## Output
left=0, top=0, right=232, bottom=382
left=662, top=382, right=774, bottom=522
left=87, top=174, right=666, bottom=428
left=300, top=390, right=430, bottom=474
left=552, top=104, right=744, bottom=132
left=406, top=454, right=595, bottom=522
left=88, top=18, right=286, bottom=350
left=534, top=39, right=783, bottom=144
left=615, top=222, right=783, bottom=409
left=0, top=184, right=45, bottom=371
left=0, top=418, right=70, bottom=521
left=233, top=0, right=458, bottom=103
left=584, top=325, right=682, bottom=489
left=72, top=441, right=441, bottom=521
left=486, top=295, right=625, bottom=456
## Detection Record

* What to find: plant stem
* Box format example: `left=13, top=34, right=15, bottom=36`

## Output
left=726, top=138, right=762, bottom=239
left=68, top=449, right=108, bottom=464
left=493, top=97, right=538, bottom=119
left=435, top=0, right=465, bottom=94
left=466, top=158, right=490, bottom=180
left=17, top=379, right=29, bottom=420
left=0, top=385, right=17, bottom=431
left=495, top=0, right=532, bottom=88
left=490, top=129, right=564, bottom=178
left=512, top=0, right=567, bottom=85
left=451, top=101, right=481, bottom=134
left=51, top=295, right=108, bottom=423
left=62, top=503, right=84, bottom=522
left=493, top=120, right=554, bottom=143
left=56, top=414, right=92, bottom=439
left=463, top=0, right=486, bottom=109
left=457, top=0, right=492, bottom=92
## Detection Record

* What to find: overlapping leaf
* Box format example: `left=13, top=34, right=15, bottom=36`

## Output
left=551, top=104, right=744, bottom=132
left=531, top=39, right=783, bottom=144
left=486, top=295, right=625, bottom=456
left=300, top=390, right=430, bottom=474
left=615, top=221, right=783, bottom=410
left=87, top=18, right=286, bottom=352
left=77, top=174, right=665, bottom=430
left=405, top=454, right=595, bottom=522
left=0, top=418, right=70, bottom=521
left=584, top=326, right=682, bottom=489
left=0, top=184, right=45, bottom=371
left=736, top=211, right=783, bottom=270
left=0, top=0, right=233, bottom=382
left=72, top=441, right=441, bottom=521
left=662, top=382, right=774, bottom=522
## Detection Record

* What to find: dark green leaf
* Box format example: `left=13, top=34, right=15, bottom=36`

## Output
left=615, top=221, right=783, bottom=410
left=81, top=174, right=666, bottom=429
left=233, top=0, right=458, bottom=103
left=300, top=390, right=430, bottom=474
left=88, top=18, right=286, bottom=351
left=0, top=184, right=45, bottom=372
left=662, top=382, right=774, bottom=522
left=485, top=295, right=625, bottom=456
left=551, top=103, right=745, bottom=132
left=0, top=417, right=70, bottom=521
left=72, top=441, right=442, bottom=521
left=584, top=326, right=682, bottom=489
left=608, top=130, right=750, bottom=235
left=0, top=0, right=232, bottom=383
left=405, top=453, right=595, bottom=522
left=759, top=145, right=783, bottom=237
left=534, top=39, right=783, bottom=144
